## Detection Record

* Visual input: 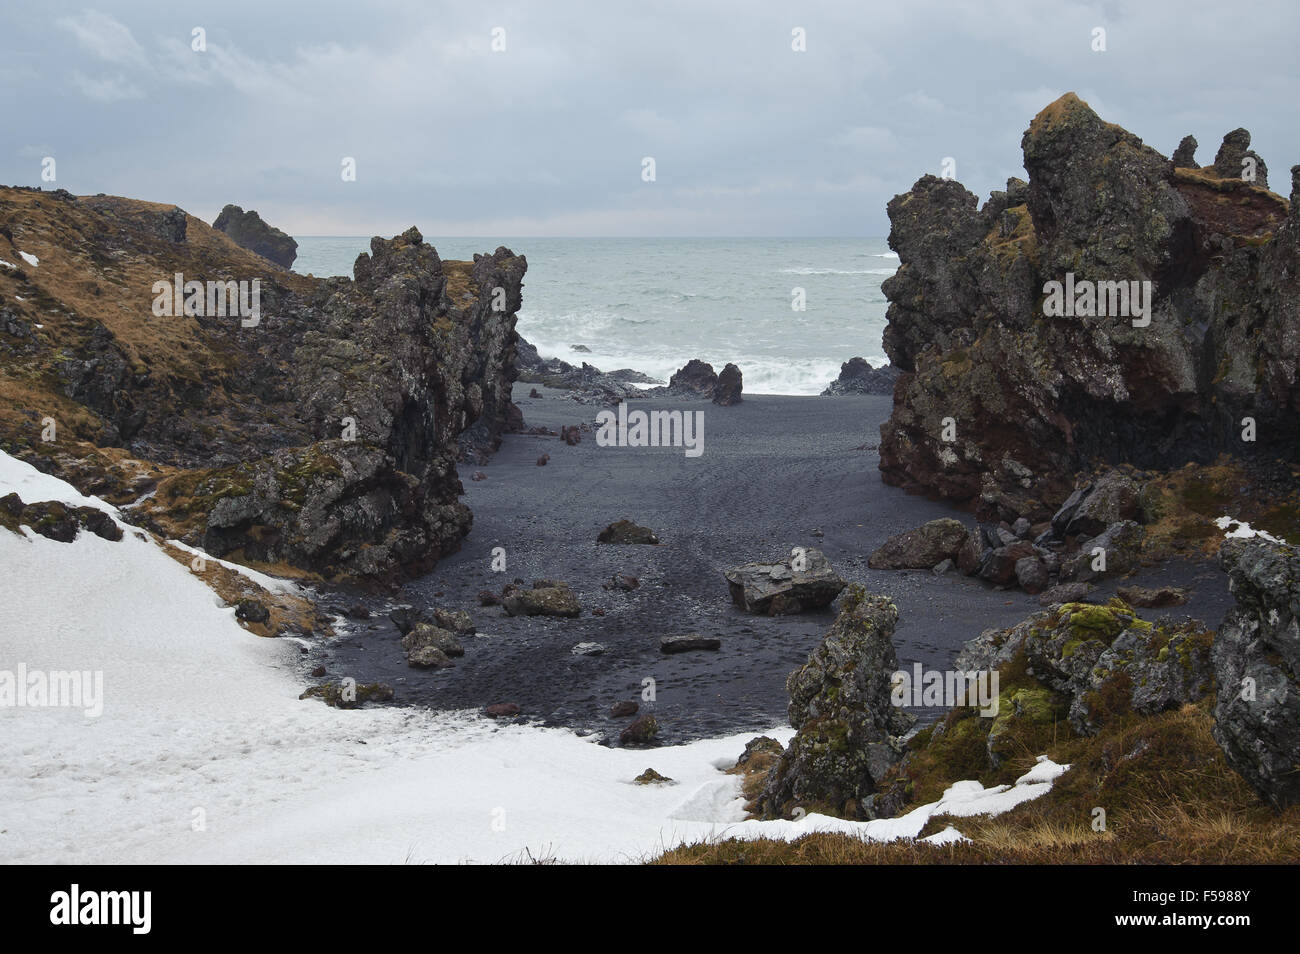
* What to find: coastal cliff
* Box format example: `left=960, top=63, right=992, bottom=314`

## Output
left=879, top=93, right=1299, bottom=523
left=0, top=186, right=525, bottom=586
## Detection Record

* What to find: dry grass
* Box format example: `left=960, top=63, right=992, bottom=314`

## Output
left=653, top=701, right=1300, bottom=864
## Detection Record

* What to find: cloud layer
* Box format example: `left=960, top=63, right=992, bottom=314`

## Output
left=4, top=1, right=1297, bottom=236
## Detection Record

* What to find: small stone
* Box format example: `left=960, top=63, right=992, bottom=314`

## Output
left=235, top=599, right=270, bottom=624
left=633, top=768, right=674, bottom=785
left=485, top=702, right=521, bottom=718
left=571, top=642, right=606, bottom=656
left=610, top=700, right=639, bottom=717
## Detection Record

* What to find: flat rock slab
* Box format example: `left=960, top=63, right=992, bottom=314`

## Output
left=724, top=547, right=846, bottom=614
left=660, top=635, right=722, bottom=654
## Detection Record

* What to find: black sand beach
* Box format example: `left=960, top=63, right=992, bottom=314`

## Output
left=317, top=385, right=1234, bottom=744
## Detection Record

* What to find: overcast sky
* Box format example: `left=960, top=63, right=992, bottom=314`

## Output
left=3, top=1, right=1296, bottom=237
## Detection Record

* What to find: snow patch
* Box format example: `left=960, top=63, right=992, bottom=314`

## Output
left=0, top=449, right=1070, bottom=864
left=18, top=251, right=38, bottom=267
left=1215, top=515, right=1286, bottom=544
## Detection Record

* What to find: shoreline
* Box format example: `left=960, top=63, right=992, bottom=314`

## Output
left=316, top=385, right=1234, bottom=745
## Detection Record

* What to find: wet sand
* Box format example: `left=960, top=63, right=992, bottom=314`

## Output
left=317, top=385, right=1233, bottom=744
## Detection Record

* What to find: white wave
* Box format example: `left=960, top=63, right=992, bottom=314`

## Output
left=779, top=267, right=896, bottom=276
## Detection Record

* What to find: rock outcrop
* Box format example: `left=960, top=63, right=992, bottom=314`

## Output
left=877, top=93, right=1298, bottom=524
left=955, top=597, right=1214, bottom=736
left=0, top=187, right=526, bottom=586
left=820, top=357, right=899, bottom=395
left=713, top=362, right=743, bottom=405
left=757, top=587, right=914, bottom=819
left=1212, top=539, right=1300, bottom=808
left=212, top=204, right=298, bottom=269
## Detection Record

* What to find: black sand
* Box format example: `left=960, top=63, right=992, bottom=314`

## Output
left=318, top=385, right=1233, bottom=744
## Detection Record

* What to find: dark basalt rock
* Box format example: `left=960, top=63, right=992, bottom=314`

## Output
left=212, top=204, right=298, bottom=269
left=1212, top=539, right=1300, bottom=808
left=660, top=635, right=722, bottom=654
left=712, top=363, right=743, bottom=405
left=597, top=519, right=659, bottom=544
left=235, top=599, right=270, bottom=623
left=652, top=358, right=719, bottom=399
left=620, top=714, right=660, bottom=747
left=724, top=548, right=846, bottom=615
left=1172, top=134, right=1199, bottom=169
left=877, top=93, right=1298, bottom=524
left=955, top=598, right=1214, bottom=737
left=0, top=493, right=122, bottom=543
left=757, top=589, right=914, bottom=820
left=820, top=357, right=899, bottom=396
left=0, top=187, right=529, bottom=588
left=868, top=517, right=970, bottom=569
left=501, top=581, right=581, bottom=618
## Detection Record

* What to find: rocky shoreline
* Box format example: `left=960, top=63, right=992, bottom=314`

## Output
left=2, top=91, right=1298, bottom=837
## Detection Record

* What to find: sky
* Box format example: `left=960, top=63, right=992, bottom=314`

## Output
left=2, top=1, right=1297, bottom=237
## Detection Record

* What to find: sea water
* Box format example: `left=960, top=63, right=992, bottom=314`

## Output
left=294, top=236, right=896, bottom=395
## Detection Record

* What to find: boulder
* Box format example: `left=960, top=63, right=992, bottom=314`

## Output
left=1116, top=585, right=1189, bottom=608
left=484, top=702, right=520, bottom=718
left=609, top=700, right=639, bottom=718
left=820, top=357, right=900, bottom=396
left=712, top=363, right=743, bottom=405
left=407, top=645, right=455, bottom=669
left=235, top=599, right=270, bottom=623
left=660, top=635, right=721, bottom=654
left=299, top=682, right=394, bottom=708
left=1212, top=540, right=1300, bottom=808
left=432, top=608, right=475, bottom=635
left=868, top=517, right=971, bottom=569
left=597, top=520, right=659, bottom=544
left=1037, top=581, right=1095, bottom=606
left=663, top=359, right=717, bottom=398
left=1014, top=556, right=1051, bottom=594
left=620, top=714, right=660, bottom=747
left=1065, top=470, right=1141, bottom=537
left=401, top=622, right=464, bottom=658
left=978, top=541, right=1036, bottom=585
left=724, top=548, right=846, bottom=615
left=501, top=581, right=580, bottom=618
left=1060, top=520, right=1144, bottom=582
left=633, top=768, right=673, bottom=785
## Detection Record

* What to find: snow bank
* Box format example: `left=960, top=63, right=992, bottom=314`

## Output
left=0, top=451, right=1067, bottom=863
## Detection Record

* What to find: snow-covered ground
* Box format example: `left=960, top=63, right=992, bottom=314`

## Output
left=0, top=451, right=1067, bottom=864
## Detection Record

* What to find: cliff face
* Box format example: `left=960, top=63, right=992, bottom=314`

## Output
left=879, top=93, right=1298, bottom=522
left=0, top=186, right=525, bottom=586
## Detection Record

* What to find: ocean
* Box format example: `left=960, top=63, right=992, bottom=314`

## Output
left=294, top=237, right=896, bottom=396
